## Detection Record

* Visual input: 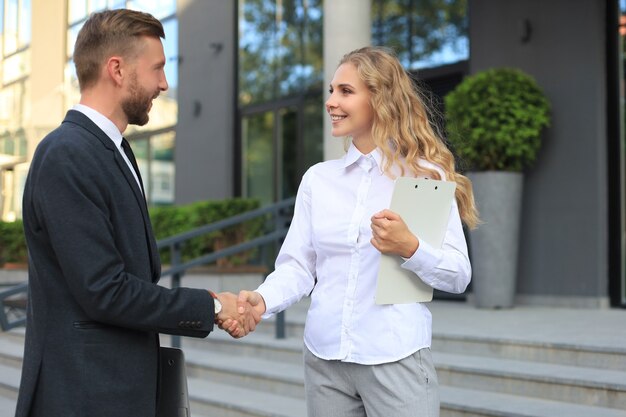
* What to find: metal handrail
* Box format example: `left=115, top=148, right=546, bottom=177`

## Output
left=159, top=197, right=294, bottom=277
left=0, top=282, right=28, bottom=331
left=0, top=197, right=296, bottom=342
left=160, top=197, right=295, bottom=345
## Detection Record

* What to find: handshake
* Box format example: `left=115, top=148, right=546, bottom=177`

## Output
left=213, top=290, right=266, bottom=339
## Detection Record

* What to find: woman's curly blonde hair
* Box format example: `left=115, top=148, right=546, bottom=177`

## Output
left=339, top=46, right=479, bottom=229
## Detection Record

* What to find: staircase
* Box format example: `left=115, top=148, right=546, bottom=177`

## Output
left=1, top=279, right=626, bottom=416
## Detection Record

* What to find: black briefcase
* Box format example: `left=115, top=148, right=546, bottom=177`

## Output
left=156, top=347, right=190, bottom=417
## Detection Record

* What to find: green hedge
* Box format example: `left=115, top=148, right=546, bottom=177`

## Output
left=0, top=198, right=263, bottom=268
left=0, top=220, right=28, bottom=264
left=149, top=198, right=263, bottom=266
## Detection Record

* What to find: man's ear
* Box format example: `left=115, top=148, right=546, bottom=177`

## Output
left=106, top=56, right=124, bottom=87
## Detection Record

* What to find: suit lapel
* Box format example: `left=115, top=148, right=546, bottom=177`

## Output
left=63, top=110, right=161, bottom=281
left=112, top=150, right=161, bottom=280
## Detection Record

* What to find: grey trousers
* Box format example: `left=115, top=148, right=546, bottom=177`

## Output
left=304, top=347, right=440, bottom=417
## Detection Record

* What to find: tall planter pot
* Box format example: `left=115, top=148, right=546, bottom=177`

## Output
left=468, top=171, right=523, bottom=308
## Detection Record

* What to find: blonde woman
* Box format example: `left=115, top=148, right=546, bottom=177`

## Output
left=228, top=46, right=478, bottom=417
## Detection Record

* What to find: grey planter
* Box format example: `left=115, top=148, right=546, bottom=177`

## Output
left=468, top=171, right=523, bottom=308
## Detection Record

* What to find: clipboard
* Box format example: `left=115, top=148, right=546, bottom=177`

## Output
left=375, top=177, right=456, bottom=304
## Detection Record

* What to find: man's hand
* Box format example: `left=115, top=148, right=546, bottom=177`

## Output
left=215, top=292, right=261, bottom=338
left=370, top=209, right=419, bottom=258
left=220, top=290, right=267, bottom=339
left=238, top=290, right=266, bottom=317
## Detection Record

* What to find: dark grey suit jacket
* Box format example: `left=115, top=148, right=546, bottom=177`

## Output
left=15, top=110, right=214, bottom=417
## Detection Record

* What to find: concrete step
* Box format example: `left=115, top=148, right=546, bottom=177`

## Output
left=188, top=378, right=306, bottom=417
left=247, top=298, right=309, bottom=338
left=440, top=386, right=626, bottom=417
left=3, top=300, right=626, bottom=417
left=0, top=331, right=24, bottom=369
left=191, top=297, right=626, bottom=374
left=183, top=346, right=305, bottom=399
left=0, top=362, right=20, bottom=403
left=0, top=269, right=27, bottom=286
left=435, top=352, right=626, bottom=410
left=433, top=332, right=626, bottom=371
left=180, top=336, right=626, bottom=413
left=0, top=394, right=17, bottom=417
left=177, top=327, right=304, bottom=365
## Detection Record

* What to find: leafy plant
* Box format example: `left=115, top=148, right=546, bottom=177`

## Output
left=444, top=67, right=551, bottom=171
left=0, top=220, right=28, bottom=265
left=0, top=199, right=263, bottom=269
left=149, top=198, right=263, bottom=266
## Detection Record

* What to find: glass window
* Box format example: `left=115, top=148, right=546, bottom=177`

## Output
left=242, top=111, right=275, bottom=206
left=372, top=0, right=468, bottom=70
left=108, top=0, right=126, bottom=9
left=239, top=1, right=324, bottom=203
left=0, top=81, right=28, bottom=146
left=0, top=127, right=25, bottom=155
left=1, top=83, right=16, bottom=127
left=2, top=48, right=29, bottom=84
left=162, top=17, right=177, bottom=96
left=18, top=0, right=30, bottom=46
left=149, top=130, right=175, bottom=205
left=63, top=59, right=80, bottom=108
left=68, top=0, right=87, bottom=25
left=301, top=97, right=323, bottom=173
left=90, top=0, right=108, bottom=13
left=66, top=23, right=81, bottom=59
left=4, top=0, right=18, bottom=54
left=0, top=0, right=4, bottom=35
left=125, top=130, right=175, bottom=206
left=239, top=0, right=323, bottom=106
left=130, top=136, right=150, bottom=198
left=128, top=0, right=175, bottom=19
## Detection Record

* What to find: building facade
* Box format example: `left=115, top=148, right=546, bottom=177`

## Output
left=1, top=0, right=624, bottom=307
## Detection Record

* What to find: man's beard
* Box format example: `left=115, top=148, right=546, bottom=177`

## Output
left=122, top=72, right=158, bottom=126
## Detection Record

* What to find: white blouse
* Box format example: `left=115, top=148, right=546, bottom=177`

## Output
left=256, top=143, right=471, bottom=365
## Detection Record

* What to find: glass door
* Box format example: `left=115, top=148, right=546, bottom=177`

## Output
left=242, top=110, right=275, bottom=206
left=240, top=97, right=323, bottom=206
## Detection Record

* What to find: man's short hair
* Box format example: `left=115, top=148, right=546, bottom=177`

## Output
left=73, top=9, right=165, bottom=91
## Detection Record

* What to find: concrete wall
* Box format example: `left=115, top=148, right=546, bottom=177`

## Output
left=469, top=0, right=609, bottom=306
left=323, top=0, right=372, bottom=161
left=175, top=0, right=236, bottom=203
left=30, top=0, right=66, bottom=160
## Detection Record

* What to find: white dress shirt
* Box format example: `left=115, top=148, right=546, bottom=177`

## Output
left=72, top=104, right=142, bottom=191
left=257, top=143, right=471, bottom=365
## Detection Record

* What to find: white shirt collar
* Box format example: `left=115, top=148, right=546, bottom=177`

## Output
left=72, top=104, right=143, bottom=192
left=72, top=104, right=123, bottom=148
left=343, top=142, right=384, bottom=174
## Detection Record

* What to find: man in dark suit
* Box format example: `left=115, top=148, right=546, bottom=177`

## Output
left=15, top=9, right=258, bottom=417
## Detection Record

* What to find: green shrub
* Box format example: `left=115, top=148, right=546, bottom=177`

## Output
left=149, top=198, right=263, bottom=266
left=0, top=220, right=28, bottom=264
left=444, top=67, right=551, bottom=172
left=0, top=198, right=263, bottom=268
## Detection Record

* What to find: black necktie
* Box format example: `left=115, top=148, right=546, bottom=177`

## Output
left=121, top=138, right=145, bottom=196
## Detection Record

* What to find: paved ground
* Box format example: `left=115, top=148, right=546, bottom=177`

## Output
left=0, top=396, right=16, bottom=417
left=429, top=300, right=626, bottom=350
left=2, top=299, right=625, bottom=417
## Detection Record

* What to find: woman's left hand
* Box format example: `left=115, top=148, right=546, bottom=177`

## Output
left=370, top=209, right=419, bottom=258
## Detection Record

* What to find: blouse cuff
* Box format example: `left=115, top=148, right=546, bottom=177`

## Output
left=401, top=238, right=442, bottom=280
left=255, top=286, right=280, bottom=319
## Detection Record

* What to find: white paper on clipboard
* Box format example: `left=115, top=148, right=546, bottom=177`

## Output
left=375, top=177, right=456, bottom=304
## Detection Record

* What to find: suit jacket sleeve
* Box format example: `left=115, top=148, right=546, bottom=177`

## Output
left=28, top=132, right=214, bottom=337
